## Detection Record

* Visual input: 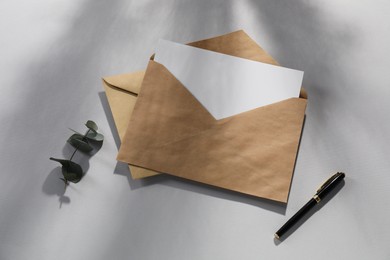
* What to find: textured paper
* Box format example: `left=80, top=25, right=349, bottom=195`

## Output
left=154, top=39, right=304, bottom=119
left=104, top=30, right=307, bottom=197
left=117, top=59, right=306, bottom=202
left=114, top=30, right=307, bottom=202
left=103, top=71, right=157, bottom=179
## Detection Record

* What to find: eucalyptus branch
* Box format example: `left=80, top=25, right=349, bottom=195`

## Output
left=69, top=129, right=91, bottom=161
left=49, top=120, right=104, bottom=189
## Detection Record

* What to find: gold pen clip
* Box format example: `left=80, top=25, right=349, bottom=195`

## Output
left=316, top=172, right=345, bottom=193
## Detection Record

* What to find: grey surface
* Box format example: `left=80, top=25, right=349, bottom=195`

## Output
left=1, top=1, right=389, bottom=259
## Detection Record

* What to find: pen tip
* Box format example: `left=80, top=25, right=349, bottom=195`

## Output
left=274, top=233, right=280, bottom=240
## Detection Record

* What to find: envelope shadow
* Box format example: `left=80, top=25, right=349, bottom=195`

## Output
left=99, top=92, right=121, bottom=149
left=99, top=91, right=166, bottom=187
left=113, top=164, right=286, bottom=215
left=127, top=115, right=305, bottom=216
left=112, top=161, right=166, bottom=189
left=158, top=174, right=287, bottom=214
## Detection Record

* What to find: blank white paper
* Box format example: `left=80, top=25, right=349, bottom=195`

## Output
left=154, top=39, right=304, bottom=120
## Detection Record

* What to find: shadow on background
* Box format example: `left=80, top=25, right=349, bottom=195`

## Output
left=43, top=133, right=103, bottom=208
left=20, top=0, right=354, bottom=230
left=115, top=160, right=288, bottom=214
left=157, top=174, right=287, bottom=214
left=249, top=0, right=355, bottom=156
left=42, top=167, right=71, bottom=208
left=99, top=92, right=121, bottom=150
left=1, top=1, right=363, bottom=259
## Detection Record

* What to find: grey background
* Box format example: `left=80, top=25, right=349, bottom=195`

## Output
left=1, top=1, right=389, bottom=259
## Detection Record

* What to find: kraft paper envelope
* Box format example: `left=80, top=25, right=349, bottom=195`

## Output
left=103, top=71, right=158, bottom=179
left=113, top=30, right=307, bottom=203
left=104, top=29, right=305, bottom=179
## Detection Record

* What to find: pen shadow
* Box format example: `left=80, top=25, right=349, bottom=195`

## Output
left=274, top=179, right=345, bottom=244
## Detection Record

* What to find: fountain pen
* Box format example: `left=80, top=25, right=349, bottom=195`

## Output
left=275, top=172, right=345, bottom=240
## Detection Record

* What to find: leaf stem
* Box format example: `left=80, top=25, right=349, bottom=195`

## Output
left=69, top=129, right=91, bottom=161
left=60, top=178, right=69, bottom=191
left=69, top=147, right=78, bottom=161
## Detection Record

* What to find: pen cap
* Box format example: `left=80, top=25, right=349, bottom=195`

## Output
left=317, top=172, right=345, bottom=199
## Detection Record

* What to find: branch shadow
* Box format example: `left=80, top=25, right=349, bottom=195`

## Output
left=43, top=134, right=103, bottom=208
left=42, top=167, right=71, bottom=208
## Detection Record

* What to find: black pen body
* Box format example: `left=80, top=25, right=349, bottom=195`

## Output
left=275, top=198, right=317, bottom=239
left=275, top=172, right=345, bottom=240
left=316, top=172, right=345, bottom=201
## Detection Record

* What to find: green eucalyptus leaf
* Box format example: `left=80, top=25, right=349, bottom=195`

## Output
left=62, top=161, right=83, bottom=183
left=62, top=170, right=81, bottom=183
left=67, top=134, right=93, bottom=152
left=50, top=157, right=70, bottom=166
left=68, top=133, right=84, bottom=140
left=49, top=157, right=83, bottom=183
left=85, top=120, right=98, bottom=133
left=86, top=132, right=104, bottom=142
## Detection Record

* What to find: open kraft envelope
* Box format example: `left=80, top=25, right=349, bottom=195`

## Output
left=105, top=30, right=307, bottom=203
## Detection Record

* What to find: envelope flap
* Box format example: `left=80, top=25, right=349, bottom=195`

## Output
left=125, top=98, right=307, bottom=202
left=117, top=58, right=307, bottom=202
left=113, top=29, right=308, bottom=183
left=103, top=71, right=145, bottom=95
left=117, top=60, right=216, bottom=154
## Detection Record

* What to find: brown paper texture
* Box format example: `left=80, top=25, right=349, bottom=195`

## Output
left=103, top=72, right=158, bottom=179
left=115, top=30, right=307, bottom=202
